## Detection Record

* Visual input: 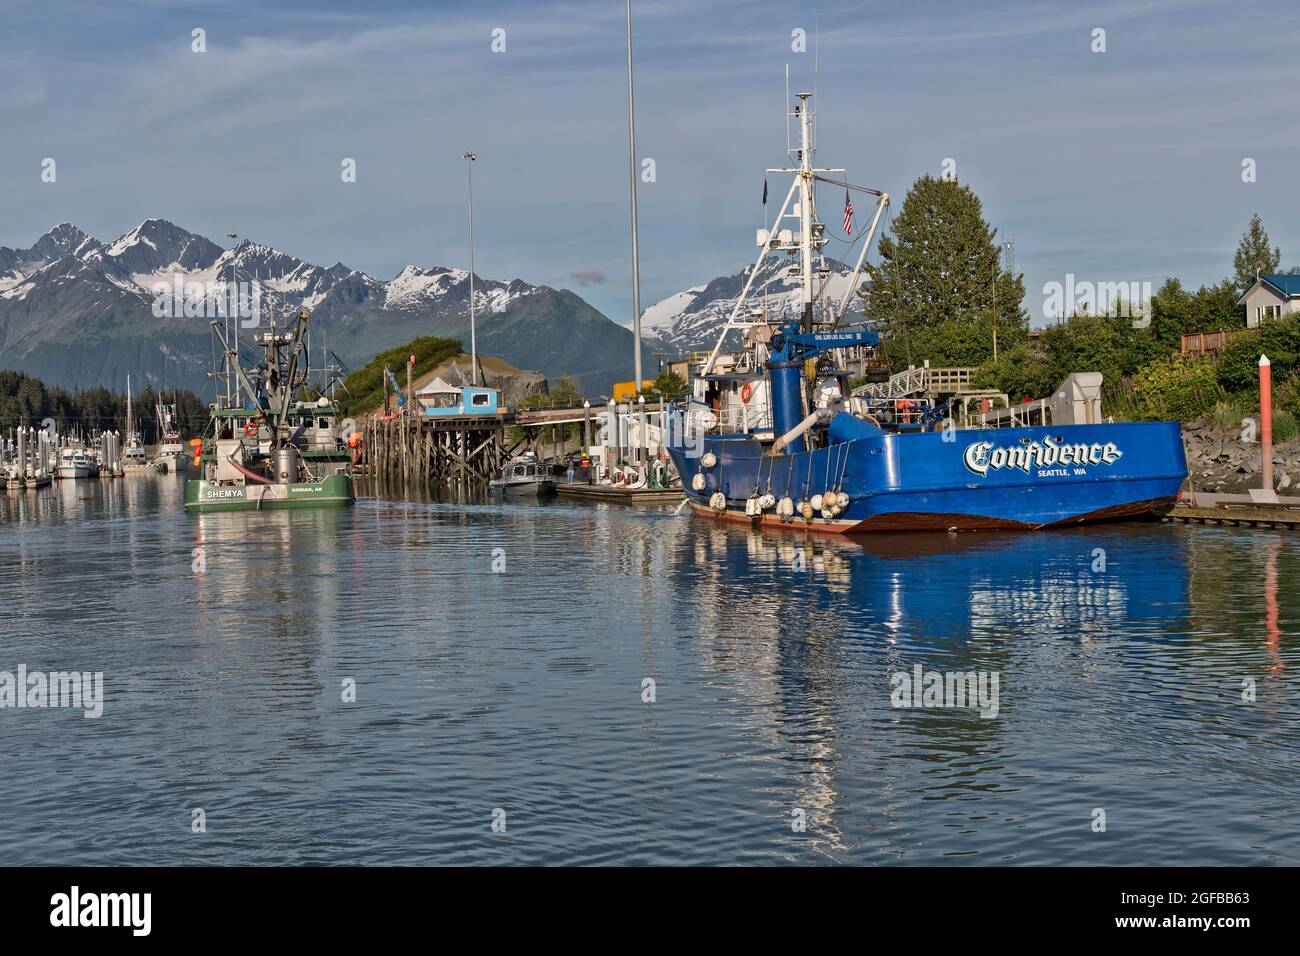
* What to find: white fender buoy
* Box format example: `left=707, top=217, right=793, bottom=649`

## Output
left=710, top=491, right=727, bottom=512
left=691, top=473, right=706, bottom=492
left=778, top=496, right=794, bottom=518
left=810, top=494, right=824, bottom=511
left=798, top=500, right=814, bottom=520
left=700, top=452, right=717, bottom=470
left=759, top=493, right=776, bottom=510
left=821, top=509, right=834, bottom=521
left=837, top=492, right=850, bottom=508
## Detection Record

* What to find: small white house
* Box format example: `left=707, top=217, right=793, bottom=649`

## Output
left=1236, top=274, right=1300, bottom=328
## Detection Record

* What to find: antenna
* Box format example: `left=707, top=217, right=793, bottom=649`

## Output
left=785, top=63, right=790, bottom=155
left=813, top=17, right=819, bottom=153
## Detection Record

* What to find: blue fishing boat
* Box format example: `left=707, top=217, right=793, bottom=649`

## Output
left=664, top=94, right=1187, bottom=533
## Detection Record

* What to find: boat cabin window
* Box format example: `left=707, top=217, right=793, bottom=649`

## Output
left=426, top=393, right=460, bottom=409
left=318, top=417, right=331, bottom=429
left=471, top=393, right=490, bottom=407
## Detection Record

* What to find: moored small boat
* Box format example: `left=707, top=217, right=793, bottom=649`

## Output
left=489, top=452, right=556, bottom=496
left=57, top=447, right=98, bottom=479
left=120, top=375, right=154, bottom=474
left=153, top=399, right=187, bottom=474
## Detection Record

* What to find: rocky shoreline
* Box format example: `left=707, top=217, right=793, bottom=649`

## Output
left=1181, top=420, right=1300, bottom=494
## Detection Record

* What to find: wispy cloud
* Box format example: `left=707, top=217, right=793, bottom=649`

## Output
left=2, top=0, right=1299, bottom=324
left=570, top=267, right=607, bottom=287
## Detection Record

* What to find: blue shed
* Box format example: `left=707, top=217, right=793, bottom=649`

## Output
left=417, top=376, right=500, bottom=417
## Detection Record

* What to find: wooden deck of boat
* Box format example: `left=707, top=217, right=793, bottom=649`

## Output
left=555, top=482, right=684, bottom=504
left=1165, top=491, right=1300, bottom=529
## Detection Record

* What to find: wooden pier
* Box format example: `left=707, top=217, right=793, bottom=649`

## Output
left=360, top=413, right=508, bottom=492
left=1166, top=491, right=1300, bottom=529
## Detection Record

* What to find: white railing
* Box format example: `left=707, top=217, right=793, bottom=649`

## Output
left=852, top=365, right=975, bottom=400
left=853, top=365, right=926, bottom=399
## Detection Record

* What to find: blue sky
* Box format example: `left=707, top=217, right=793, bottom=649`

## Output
left=3, top=0, right=1299, bottom=326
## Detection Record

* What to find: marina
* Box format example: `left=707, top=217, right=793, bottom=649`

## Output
left=1, top=479, right=1297, bottom=868
left=2, top=0, right=1299, bottom=913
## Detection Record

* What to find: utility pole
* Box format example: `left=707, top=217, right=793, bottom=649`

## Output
left=997, top=236, right=1016, bottom=359
left=464, top=152, right=478, bottom=386
left=625, top=0, right=644, bottom=387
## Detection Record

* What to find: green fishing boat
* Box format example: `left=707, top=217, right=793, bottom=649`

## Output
left=185, top=472, right=353, bottom=511
left=186, top=304, right=358, bottom=514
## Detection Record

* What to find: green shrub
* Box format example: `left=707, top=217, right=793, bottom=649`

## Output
left=1129, top=354, right=1224, bottom=421
left=1274, top=409, right=1299, bottom=444
left=1214, top=315, right=1300, bottom=393
left=972, top=341, right=1057, bottom=402
left=337, top=336, right=464, bottom=416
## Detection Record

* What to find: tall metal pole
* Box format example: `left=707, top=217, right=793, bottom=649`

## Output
left=226, top=232, right=239, bottom=408
left=797, top=94, right=814, bottom=332
left=625, top=0, right=644, bottom=387
left=464, top=152, right=478, bottom=386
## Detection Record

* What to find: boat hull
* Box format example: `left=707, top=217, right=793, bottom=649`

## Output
left=489, top=479, right=557, bottom=496
left=156, top=453, right=187, bottom=475
left=184, top=474, right=355, bottom=512
left=668, top=418, right=1187, bottom=534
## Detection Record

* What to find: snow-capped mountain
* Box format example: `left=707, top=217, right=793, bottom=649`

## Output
left=641, top=257, right=863, bottom=355
left=0, top=221, right=644, bottom=395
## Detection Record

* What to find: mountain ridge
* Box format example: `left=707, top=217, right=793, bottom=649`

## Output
left=640, top=256, right=862, bottom=354
left=0, top=220, right=648, bottom=397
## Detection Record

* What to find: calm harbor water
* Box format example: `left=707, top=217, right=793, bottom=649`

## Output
left=0, top=475, right=1297, bottom=866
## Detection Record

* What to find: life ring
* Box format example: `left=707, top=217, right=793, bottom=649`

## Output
left=740, top=382, right=754, bottom=404
left=243, top=421, right=259, bottom=438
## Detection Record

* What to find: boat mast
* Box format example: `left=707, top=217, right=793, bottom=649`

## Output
left=701, top=91, right=842, bottom=375
left=796, top=93, right=815, bottom=332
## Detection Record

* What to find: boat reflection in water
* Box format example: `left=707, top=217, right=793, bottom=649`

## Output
left=650, top=516, right=1294, bottom=863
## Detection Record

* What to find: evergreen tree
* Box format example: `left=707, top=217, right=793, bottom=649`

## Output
left=1232, top=213, right=1280, bottom=291
left=0, top=370, right=207, bottom=437
left=861, top=174, right=1026, bottom=370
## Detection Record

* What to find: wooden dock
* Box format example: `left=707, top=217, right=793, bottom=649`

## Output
left=556, top=482, right=683, bottom=504
left=1166, top=491, right=1300, bottom=529
left=360, top=413, right=508, bottom=492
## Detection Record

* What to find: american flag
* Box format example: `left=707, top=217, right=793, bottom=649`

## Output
left=843, top=189, right=854, bottom=234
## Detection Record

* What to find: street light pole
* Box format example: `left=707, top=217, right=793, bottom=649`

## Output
left=226, top=232, right=239, bottom=407
left=625, top=0, right=643, bottom=388
left=464, top=151, right=478, bottom=386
